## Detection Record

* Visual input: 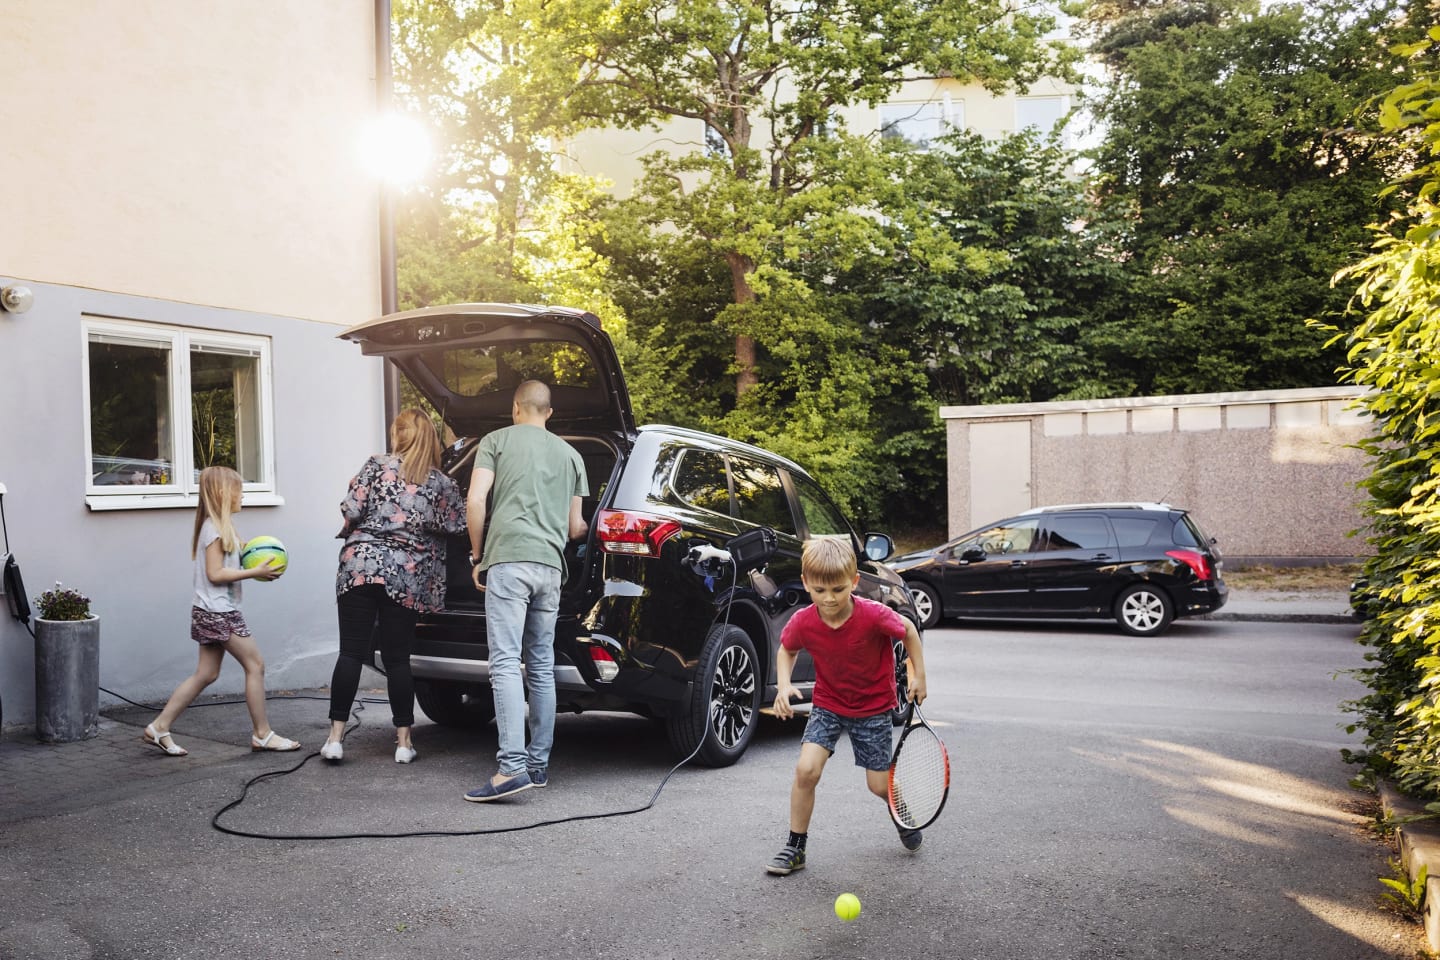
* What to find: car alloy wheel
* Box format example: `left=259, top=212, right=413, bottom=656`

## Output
left=1115, top=583, right=1174, bottom=637
left=666, top=624, right=761, bottom=767
left=907, top=581, right=941, bottom=630
left=891, top=636, right=915, bottom=727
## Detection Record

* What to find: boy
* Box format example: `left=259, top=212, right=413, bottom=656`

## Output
left=766, top=536, right=928, bottom=876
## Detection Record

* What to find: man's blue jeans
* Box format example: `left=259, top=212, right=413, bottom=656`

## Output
left=485, top=561, right=561, bottom=777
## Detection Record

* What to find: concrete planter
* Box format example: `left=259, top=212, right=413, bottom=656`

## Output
left=34, top=616, right=100, bottom=742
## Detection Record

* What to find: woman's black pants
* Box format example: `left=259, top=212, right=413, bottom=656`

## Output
left=330, top=584, right=419, bottom=728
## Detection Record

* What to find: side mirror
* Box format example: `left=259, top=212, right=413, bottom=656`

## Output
left=960, top=547, right=986, bottom=563
left=863, top=532, right=894, bottom=562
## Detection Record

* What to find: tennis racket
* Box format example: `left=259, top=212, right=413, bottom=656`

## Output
left=887, top=703, right=950, bottom=830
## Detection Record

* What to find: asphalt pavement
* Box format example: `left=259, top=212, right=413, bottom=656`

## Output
left=0, top=586, right=1384, bottom=960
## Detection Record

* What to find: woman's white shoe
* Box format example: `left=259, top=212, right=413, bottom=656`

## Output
left=394, top=745, right=417, bottom=764
left=320, top=739, right=344, bottom=762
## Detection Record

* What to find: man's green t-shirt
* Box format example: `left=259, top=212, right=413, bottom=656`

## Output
left=475, top=423, right=588, bottom=573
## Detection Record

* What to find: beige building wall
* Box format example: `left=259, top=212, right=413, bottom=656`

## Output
left=560, top=75, right=1078, bottom=197
left=1, top=1, right=381, bottom=326
left=941, top=387, right=1372, bottom=563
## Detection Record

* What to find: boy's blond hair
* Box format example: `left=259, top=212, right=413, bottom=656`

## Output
left=801, top=536, right=857, bottom=583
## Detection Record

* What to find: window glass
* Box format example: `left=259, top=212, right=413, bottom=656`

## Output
left=1112, top=517, right=1159, bottom=547
left=434, top=342, right=595, bottom=397
left=88, top=337, right=174, bottom=486
left=1016, top=96, right=1070, bottom=138
left=191, top=344, right=262, bottom=482
left=1173, top=516, right=1203, bottom=548
left=880, top=99, right=961, bottom=149
left=961, top=518, right=1039, bottom=555
left=791, top=472, right=851, bottom=538
left=674, top=449, right=731, bottom=515
left=730, top=458, right=795, bottom=534
left=1041, top=515, right=1113, bottom=551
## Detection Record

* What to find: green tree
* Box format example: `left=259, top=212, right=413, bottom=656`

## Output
left=1083, top=0, right=1403, bottom=396
left=1335, top=24, right=1440, bottom=800
left=575, top=0, right=1076, bottom=398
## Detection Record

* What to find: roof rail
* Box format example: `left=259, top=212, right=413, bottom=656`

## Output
left=1018, top=502, right=1175, bottom=515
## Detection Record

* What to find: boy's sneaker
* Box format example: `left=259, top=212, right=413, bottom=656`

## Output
left=526, top=767, right=548, bottom=788
left=765, top=844, right=806, bottom=876
left=897, top=825, right=923, bottom=851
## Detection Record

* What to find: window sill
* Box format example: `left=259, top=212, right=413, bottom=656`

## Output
left=85, top=492, right=286, bottom=511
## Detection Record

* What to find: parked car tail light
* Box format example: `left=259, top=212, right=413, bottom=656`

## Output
left=595, top=509, right=682, bottom=557
left=1166, top=549, right=1213, bottom=581
left=589, top=646, right=619, bottom=682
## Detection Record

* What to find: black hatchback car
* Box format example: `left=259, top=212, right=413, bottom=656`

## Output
left=339, top=303, right=918, bottom=767
left=891, top=503, right=1227, bottom=636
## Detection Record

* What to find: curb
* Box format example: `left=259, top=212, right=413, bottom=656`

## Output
left=1379, top=782, right=1440, bottom=950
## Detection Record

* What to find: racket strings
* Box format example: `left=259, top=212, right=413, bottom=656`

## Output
left=889, top=729, right=949, bottom=829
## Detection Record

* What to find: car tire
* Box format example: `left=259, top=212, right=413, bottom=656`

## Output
left=666, top=624, right=762, bottom=767
left=907, top=580, right=942, bottom=630
left=413, top=678, right=496, bottom=729
left=1115, top=583, right=1174, bottom=637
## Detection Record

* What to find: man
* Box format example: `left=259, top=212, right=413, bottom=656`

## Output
left=463, top=379, right=589, bottom=802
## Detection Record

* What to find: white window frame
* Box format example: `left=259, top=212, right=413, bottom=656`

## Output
left=82, top=317, right=283, bottom=511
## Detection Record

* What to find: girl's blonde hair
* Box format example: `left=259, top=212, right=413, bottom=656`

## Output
left=390, top=408, right=442, bottom=486
left=801, top=536, right=857, bottom=584
left=193, top=465, right=243, bottom=558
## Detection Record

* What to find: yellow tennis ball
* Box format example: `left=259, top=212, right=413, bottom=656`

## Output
left=834, top=893, right=861, bottom=922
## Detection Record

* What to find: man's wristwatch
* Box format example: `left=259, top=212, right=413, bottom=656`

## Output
left=468, top=552, right=481, bottom=567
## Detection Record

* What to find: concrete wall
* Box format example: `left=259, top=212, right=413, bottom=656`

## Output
left=940, top=387, right=1372, bottom=563
left=0, top=4, right=388, bottom=727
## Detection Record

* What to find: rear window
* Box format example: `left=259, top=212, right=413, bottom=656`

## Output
left=1111, top=517, right=1159, bottom=547
left=730, top=457, right=796, bottom=534
left=1174, top=514, right=1209, bottom=548
left=428, top=342, right=599, bottom=398
left=674, top=449, right=731, bottom=515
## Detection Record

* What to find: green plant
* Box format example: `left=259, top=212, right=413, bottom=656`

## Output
left=1380, top=858, right=1428, bottom=920
left=34, top=583, right=92, bottom=621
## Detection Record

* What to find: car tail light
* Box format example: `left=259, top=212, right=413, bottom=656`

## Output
left=1166, top=549, right=1213, bottom=581
left=589, top=646, right=619, bottom=682
left=595, top=509, right=682, bottom=557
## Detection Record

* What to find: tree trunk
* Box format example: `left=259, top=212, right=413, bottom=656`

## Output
left=726, top=251, right=758, bottom=397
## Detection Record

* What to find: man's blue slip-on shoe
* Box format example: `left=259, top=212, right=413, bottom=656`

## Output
left=463, top=773, right=533, bottom=803
left=527, top=768, right=548, bottom=788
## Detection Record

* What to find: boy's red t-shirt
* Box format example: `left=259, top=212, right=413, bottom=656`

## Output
left=780, top=595, right=905, bottom=718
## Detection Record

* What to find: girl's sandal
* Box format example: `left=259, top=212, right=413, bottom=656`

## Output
left=251, top=730, right=301, bottom=752
left=142, top=723, right=188, bottom=757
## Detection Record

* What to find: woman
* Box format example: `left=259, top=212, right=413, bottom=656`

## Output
left=324, top=409, right=465, bottom=763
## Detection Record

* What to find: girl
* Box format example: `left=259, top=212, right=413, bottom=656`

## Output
left=142, top=465, right=300, bottom=756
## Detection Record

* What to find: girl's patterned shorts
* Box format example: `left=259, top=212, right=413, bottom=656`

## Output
left=190, top=607, right=251, bottom=645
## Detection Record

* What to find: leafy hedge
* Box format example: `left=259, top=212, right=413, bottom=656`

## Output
left=1337, top=31, right=1440, bottom=798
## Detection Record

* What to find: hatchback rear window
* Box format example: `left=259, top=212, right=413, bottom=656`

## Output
left=1174, top=514, right=1211, bottom=548
left=428, top=342, right=598, bottom=398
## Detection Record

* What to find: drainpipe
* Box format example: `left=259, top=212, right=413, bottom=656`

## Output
left=376, top=0, right=400, bottom=425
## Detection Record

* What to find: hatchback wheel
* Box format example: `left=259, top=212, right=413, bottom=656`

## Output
left=414, top=679, right=496, bottom=728
left=1115, top=583, right=1174, bottom=637
left=907, top=581, right=942, bottom=630
left=666, top=625, right=761, bottom=767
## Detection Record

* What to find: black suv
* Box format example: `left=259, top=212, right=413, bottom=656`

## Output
left=340, top=303, right=917, bottom=766
left=891, top=502, right=1227, bottom=637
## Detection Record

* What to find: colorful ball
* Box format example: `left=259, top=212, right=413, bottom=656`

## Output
left=834, top=893, right=861, bottom=922
left=240, top=535, right=287, bottom=576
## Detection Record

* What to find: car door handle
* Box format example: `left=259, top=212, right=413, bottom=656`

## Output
left=1009, top=560, right=1028, bottom=568
left=1090, top=553, right=1112, bottom=560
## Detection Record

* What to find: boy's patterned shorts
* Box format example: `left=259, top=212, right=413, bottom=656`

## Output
left=190, top=607, right=251, bottom=645
left=801, top=706, right=894, bottom=771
